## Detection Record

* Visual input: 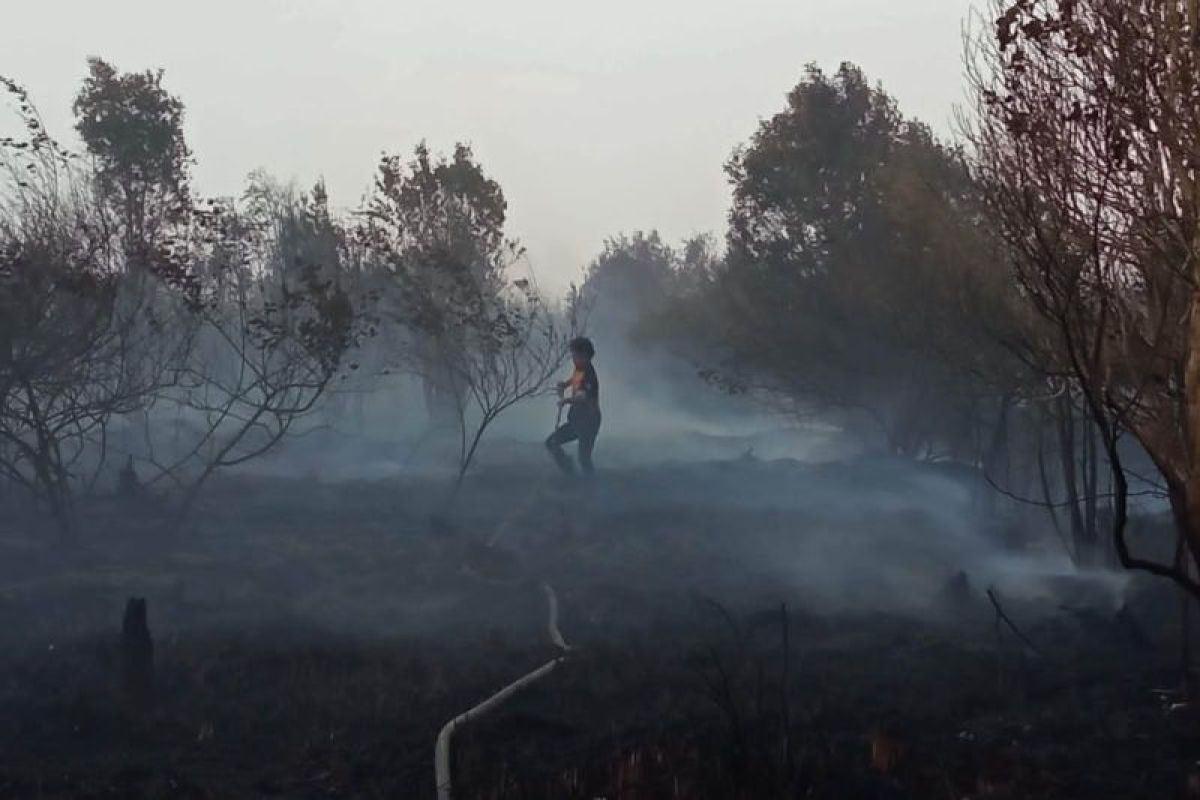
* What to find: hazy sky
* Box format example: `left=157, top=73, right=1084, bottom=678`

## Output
left=3, top=0, right=974, bottom=292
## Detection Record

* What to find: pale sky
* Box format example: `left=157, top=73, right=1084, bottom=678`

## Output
left=3, top=0, right=975, bottom=292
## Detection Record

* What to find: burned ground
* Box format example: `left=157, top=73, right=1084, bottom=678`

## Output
left=0, top=455, right=1192, bottom=799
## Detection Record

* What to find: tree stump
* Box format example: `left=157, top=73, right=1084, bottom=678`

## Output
left=121, top=597, right=154, bottom=710
left=116, top=455, right=142, bottom=500
left=940, top=570, right=972, bottom=607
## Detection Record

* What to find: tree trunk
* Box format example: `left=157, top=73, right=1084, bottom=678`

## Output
left=421, top=337, right=463, bottom=433
left=1055, top=392, right=1089, bottom=563
left=352, top=391, right=367, bottom=435
left=1083, top=423, right=1100, bottom=554
left=1036, top=425, right=1073, bottom=561
left=981, top=396, right=1012, bottom=520
left=1181, top=282, right=1200, bottom=582
left=121, top=597, right=154, bottom=711
left=1176, top=531, right=1194, bottom=694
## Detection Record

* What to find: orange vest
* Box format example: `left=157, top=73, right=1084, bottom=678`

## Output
left=567, top=367, right=586, bottom=397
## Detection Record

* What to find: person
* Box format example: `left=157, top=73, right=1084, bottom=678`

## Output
left=546, top=337, right=601, bottom=477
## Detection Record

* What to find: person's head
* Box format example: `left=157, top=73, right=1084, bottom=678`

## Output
left=569, top=336, right=595, bottom=368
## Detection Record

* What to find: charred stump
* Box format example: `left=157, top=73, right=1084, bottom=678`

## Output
left=116, top=455, right=143, bottom=501
left=121, top=597, right=154, bottom=710
left=939, top=570, right=973, bottom=609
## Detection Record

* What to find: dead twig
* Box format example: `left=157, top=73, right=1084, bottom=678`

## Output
left=986, top=587, right=1045, bottom=660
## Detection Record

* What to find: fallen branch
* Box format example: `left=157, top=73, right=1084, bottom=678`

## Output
left=986, top=587, right=1045, bottom=660
left=487, top=476, right=552, bottom=546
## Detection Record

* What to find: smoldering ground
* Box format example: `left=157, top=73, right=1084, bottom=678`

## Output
left=6, top=425, right=1030, bottom=643
left=0, top=288, right=1176, bottom=795
left=0, top=394, right=1188, bottom=798
left=212, top=336, right=1137, bottom=635
left=0, top=310, right=1178, bottom=798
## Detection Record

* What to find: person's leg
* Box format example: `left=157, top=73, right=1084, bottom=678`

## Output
left=577, top=419, right=599, bottom=477
left=545, top=423, right=579, bottom=475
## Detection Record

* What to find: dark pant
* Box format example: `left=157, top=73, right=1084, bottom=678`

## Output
left=545, top=415, right=600, bottom=476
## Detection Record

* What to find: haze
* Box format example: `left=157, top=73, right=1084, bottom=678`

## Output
left=6, top=1, right=1199, bottom=795
left=2, top=0, right=970, bottom=291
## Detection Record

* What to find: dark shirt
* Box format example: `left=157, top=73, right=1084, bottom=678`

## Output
left=568, top=362, right=600, bottom=426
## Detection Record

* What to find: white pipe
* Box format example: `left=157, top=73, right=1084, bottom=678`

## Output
left=437, top=412, right=576, bottom=800
left=434, top=657, right=565, bottom=800
left=542, top=582, right=571, bottom=651
left=434, top=577, right=573, bottom=799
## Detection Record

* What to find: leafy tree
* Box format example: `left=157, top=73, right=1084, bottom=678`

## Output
left=72, top=57, right=192, bottom=267
left=362, top=142, right=517, bottom=432
left=580, top=230, right=726, bottom=412
left=581, top=231, right=676, bottom=326
left=715, top=62, right=1024, bottom=457
left=361, top=143, right=570, bottom=486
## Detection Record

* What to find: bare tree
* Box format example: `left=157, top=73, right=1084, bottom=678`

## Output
left=0, top=77, right=183, bottom=537
left=969, top=0, right=1200, bottom=593
left=142, top=177, right=362, bottom=515
left=440, top=279, right=580, bottom=492
left=2, top=66, right=367, bottom=533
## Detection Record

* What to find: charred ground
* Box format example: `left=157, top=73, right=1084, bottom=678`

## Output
left=0, top=455, right=1191, bottom=799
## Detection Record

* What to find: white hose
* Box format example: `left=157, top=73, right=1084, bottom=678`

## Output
left=434, top=656, right=565, bottom=800
left=434, top=569, right=573, bottom=799
left=435, top=399, right=577, bottom=799
left=487, top=401, right=565, bottom=547
left=542, top=582, right=571, bottom=652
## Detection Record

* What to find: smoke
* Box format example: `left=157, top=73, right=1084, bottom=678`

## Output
left=194, top=264, right=1139, bottom=636
left=0, top=267, right=1135, bottom=654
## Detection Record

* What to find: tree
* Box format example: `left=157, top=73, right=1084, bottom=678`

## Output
left=362, top=142, right=516, bottom=432
left=71, top=61, right=363, bottom=518
left=969, top=0, right=1200, bottom=592
left=360, top=142, right=569, bottom=487
left=0, top=77, right=182, bottom=536
left=1, top=65, right=364, bottom=533
left=72, top=57, right=191, bottom=265
left=581, top=231, right=677, bottom=329
left=579, top=231, right=726, bottom=414
left=440, top=278, right=578, bottom=492
left=142, top=175, right=362, bottom=514
left=714, top=63, right=1024, bottom=457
